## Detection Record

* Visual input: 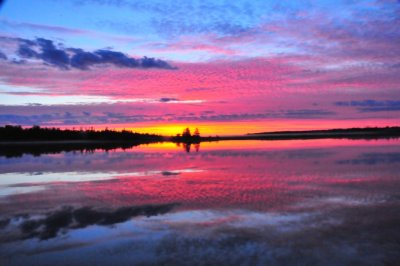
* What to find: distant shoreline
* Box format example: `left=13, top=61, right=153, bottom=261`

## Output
left=216, top=127, right=400, bottom=141
left=169, top=126, right=400, bottom=142
left=1, top=126, right=400, bottom=145
left=1, top=126, right=399, bottom=157
left=0, top=140, right=156, bottom=146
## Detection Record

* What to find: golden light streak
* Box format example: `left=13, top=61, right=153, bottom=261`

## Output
left=61, top=119, right=398, bottom=136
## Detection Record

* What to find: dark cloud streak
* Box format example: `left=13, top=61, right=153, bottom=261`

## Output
left=0, top=50, right=7, bottom=60
left=13, top=37, right=176, bottom=70
left=335, top=100, right=400, bottom=112
left=0, top=108, right=335, bottom=126
left=159, top=97, right=178, bottom=102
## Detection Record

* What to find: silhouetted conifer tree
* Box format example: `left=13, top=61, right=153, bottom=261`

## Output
left=194, top=128, right=200, bottom=138
left=182, top=128, right=191, bottom=137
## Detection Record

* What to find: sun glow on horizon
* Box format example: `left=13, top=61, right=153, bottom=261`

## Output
left=117, top=119, right=398, bottom=136
left=52, top=118, right=399, bottom=136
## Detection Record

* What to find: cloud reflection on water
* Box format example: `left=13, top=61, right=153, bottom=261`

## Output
left=0, top=139, right=399, bottom=265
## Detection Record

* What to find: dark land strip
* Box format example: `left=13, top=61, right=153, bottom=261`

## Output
left=1, top=125, right=399, bottom=157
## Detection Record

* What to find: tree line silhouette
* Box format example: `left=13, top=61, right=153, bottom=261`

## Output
left=2, top=124, right=399, bottom=146
left=170, top=128, right=203, bottom=153
left=172, top=127, right=201, bottom=143
left=0, top=125, right=163, bottom=142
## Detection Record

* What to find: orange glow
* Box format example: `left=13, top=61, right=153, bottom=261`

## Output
left=120, top=119, right=398, bottom=136
left=59, top=118, right=399, bottom=136
left=128, top=123, right=205, bottom=136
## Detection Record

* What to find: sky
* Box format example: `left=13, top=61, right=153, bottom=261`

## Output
left=0, top=0, right=399, bottom=135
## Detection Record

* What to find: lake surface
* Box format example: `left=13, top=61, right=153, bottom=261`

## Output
left=1, top=139, right=400, bottom=265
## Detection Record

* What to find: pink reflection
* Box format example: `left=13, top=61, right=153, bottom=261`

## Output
left=1, top=139, right=399, bottom=217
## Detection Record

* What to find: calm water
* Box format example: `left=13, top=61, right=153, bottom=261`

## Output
left=1, top=139, right=400, bottom=265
